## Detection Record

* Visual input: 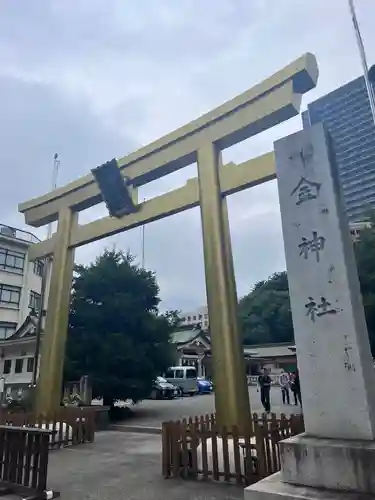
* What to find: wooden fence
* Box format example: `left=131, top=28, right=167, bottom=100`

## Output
left=0, top=425, right=59, bottom=499
left=0, top=407, right=96, bottom=449
left=162, top=412, right=304, bottom=486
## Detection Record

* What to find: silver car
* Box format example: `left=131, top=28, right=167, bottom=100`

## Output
left=150, top=376, right=179, bottom=400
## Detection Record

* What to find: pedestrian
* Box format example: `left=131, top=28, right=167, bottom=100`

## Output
left=257, top=367, right=272, bottom=413
left=290, top=370, right=302, bottom=406
left=290, top=372, right=296, bottom=402
left=279, top=369, right=290, bottom=404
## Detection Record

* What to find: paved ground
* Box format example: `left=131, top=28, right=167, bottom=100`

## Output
left=1, top=388, right=301, bottom=500
left=46, top=431, right=243, bottom=500
left=125, top=387, right=301, bottom=428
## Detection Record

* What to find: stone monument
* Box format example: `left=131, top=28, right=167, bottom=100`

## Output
left=245, top=123, right=375, bottom=499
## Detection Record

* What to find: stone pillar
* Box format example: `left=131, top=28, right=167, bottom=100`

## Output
left=79, top=375, right=92, bottom=405
left=245, top=123, right=375, bottom=499
left=197, top=357, right=202, bottom=378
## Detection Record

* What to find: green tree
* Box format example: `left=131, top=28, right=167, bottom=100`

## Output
left=163, top=309, right=183, bottom=328
left=64, top=250, right=175, bottom=406
left=238, top=272, right=293, bottom=345
left=353, top=218, right=375, bottom=355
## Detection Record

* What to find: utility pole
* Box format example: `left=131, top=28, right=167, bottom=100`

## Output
left=348, top=0, right=375, bottom=126
left=31, top=153, right=60, bottom=388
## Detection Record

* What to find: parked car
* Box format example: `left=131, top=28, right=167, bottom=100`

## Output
left=150, top=376, right=179, bottom=400
left=165, top=366, right=198, bottom=396
left=197, top=377, right=213, bottom=394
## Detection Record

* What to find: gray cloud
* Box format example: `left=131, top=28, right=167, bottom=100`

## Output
left=0, top=75, right=137, bottom=237
left=1, top=0, right=375, bottom=311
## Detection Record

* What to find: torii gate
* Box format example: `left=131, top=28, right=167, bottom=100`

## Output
left=19, top=53, right=318, bottom=432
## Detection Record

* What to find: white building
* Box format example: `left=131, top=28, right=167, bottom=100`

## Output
left=0, top=223, right=45, bottom=395
left=179, top=305, right=209, bottom=330
left=0, top=223, right=44, bottom=336
left=0, top=318, right=40, bottom=396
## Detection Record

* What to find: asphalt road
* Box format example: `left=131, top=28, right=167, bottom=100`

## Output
left=127, top=386, right=302, bottom=428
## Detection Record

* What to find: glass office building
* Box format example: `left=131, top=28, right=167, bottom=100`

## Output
left=302, top=76, right=375, bottom=221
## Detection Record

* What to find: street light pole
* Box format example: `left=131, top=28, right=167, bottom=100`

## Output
left=348, top=0, right=375, bottom=125
left=47, top=153, right=60, bottom=239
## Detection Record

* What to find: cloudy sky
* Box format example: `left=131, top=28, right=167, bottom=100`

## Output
left=1, top=0, right=375, bottom=312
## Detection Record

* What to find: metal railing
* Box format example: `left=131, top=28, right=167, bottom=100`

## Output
left=0, top=224, right=41, bottom=244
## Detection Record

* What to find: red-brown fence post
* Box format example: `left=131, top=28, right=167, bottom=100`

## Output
left=161, top=422, right=170, bottom=478
left=231, top=425, right=243, bottom=486
left=160, top=411, right=304, bottom=486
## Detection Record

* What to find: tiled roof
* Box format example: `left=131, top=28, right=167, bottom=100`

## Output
left=171, top=329, right=295, bottom=359
left=244, top=343, right=296, bottom=358
left=0, top=314, right=40, bottom=345
left=170, top=329, right=201, bottom=344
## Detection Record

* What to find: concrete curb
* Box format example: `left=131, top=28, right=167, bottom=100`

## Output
left=109, top=424, right=162, bottom=435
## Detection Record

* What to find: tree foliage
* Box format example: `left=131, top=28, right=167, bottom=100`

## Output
left=64, top=250, right=175, bottom=405
left=238, top=272, right=293, bottom=345
left=163, top=309, right=183, bottom=329
left=353, top=218, right=375, bottom=355
left=238, top=219, right=375, bottom=356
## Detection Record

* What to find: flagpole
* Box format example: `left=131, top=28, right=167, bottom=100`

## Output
left=348, top=0, right=375, bottom=126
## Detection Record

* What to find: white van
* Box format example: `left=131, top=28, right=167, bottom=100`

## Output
left=165, top=366, right=198, bottom=396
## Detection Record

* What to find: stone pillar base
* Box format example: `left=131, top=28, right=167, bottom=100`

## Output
left=279, top=434, right=375, bottom=494
left=244, top=472, right=371, bottom=500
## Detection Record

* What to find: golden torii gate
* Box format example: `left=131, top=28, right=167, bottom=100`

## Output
left=19, top=53, right=318, bottom=431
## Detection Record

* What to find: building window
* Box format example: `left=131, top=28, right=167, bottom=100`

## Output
left=0, top=284, right=21, bottom=307
left=27, top=357, right=34, bottom=373
left=0, top=247, right=25, bottom=273
left=33, top=260, right=44, bottom=277
left=29, top=291, right=41, bottom=312
left=0, top=322, right=16, bottom=340
left=14, top=358, right=23, bottom=374
left=3, top=359, right=11, bottom=374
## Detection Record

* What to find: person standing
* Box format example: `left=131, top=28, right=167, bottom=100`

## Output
left=290, top=371, right=296, bottom=400
left=257, top=367, right=272, bottom=413
left=291, top=370, right=302, bottom=406
left=279, top=369, right=290, bottom=404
